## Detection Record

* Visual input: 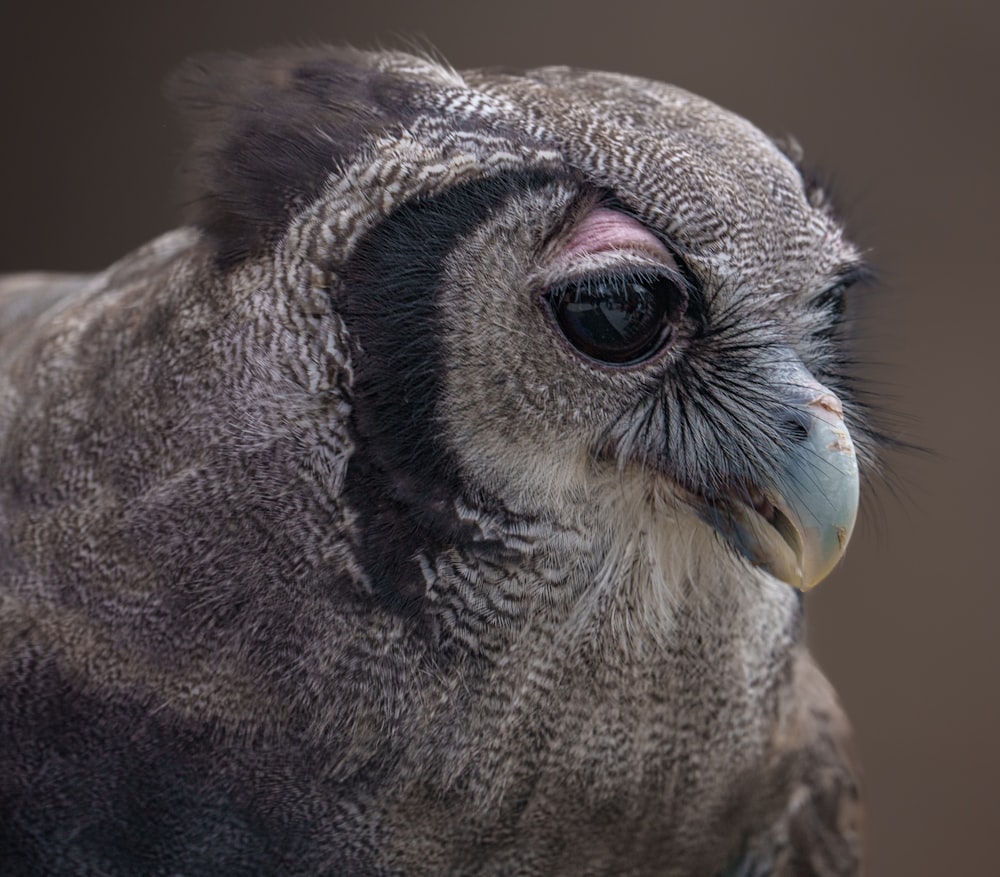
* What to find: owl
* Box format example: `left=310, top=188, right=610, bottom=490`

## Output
left=0, top=47, right=875, bottom=875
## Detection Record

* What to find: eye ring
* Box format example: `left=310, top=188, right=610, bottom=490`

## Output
left=544, top=271, right=687, bottom=366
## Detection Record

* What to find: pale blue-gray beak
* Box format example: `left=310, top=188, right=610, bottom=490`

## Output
left=698, top=360, right=860, bottom=591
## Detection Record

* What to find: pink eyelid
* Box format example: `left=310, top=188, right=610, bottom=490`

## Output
left=550, top=208, right=674, bottom=267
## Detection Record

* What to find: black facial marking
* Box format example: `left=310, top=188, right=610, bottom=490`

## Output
left=340, top=169, right=567, bottom=616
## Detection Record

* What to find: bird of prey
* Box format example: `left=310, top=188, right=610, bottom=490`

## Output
left=0, top=47, right=875, bottom=875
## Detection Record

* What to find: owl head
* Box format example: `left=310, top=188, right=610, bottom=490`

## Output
left=167, top=48, right=870, bottom=622
left=0, top=47, right=875, bottom=874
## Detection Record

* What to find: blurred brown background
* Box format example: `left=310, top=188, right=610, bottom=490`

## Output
left=1, top=1, right=995, bottom=873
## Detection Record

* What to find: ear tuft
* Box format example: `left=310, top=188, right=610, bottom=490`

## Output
left=771, top=135, right=839, bottom=216
left=166, top=47, right=419, bottom=266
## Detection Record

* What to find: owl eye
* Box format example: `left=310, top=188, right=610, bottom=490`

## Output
left=815, top=283, right=848, bottom=317
left=546, top=272, right=684, bottom=365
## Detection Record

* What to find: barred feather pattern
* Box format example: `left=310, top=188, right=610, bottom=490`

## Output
left=0, top=47, right=868, bottom=875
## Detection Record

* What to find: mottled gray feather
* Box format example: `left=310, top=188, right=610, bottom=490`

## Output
left=0, top=47, right=869, bottom=875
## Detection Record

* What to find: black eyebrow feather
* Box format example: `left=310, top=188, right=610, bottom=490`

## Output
left=830, top=261, right=877, bottom=291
